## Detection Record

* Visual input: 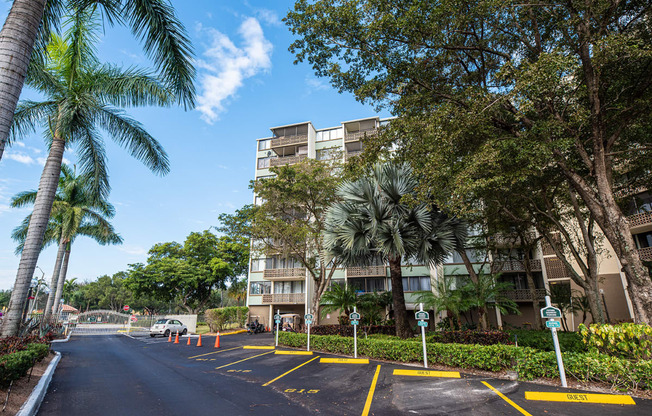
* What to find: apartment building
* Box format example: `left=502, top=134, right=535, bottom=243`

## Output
left=246, top=117, right=650, bottom=331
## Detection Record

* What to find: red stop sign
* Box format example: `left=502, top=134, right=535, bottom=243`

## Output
left=123, top=305, right=129, bottom=311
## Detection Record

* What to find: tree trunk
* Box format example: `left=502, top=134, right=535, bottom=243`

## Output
left=1, top=134, right=65, bottom=337
left=52, top=242, right=70, bottom=316
left=0, top=0, right=48, bottom=161
left=43, top=239, right=66, bottom=321
left=389, top=255, right=411, bottom=338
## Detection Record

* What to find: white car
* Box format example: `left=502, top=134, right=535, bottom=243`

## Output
left=149, top=318, right=187, bottom=337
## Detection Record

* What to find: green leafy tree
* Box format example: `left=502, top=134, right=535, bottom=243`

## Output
left=11, top=164, right=122, bottom=320
left=286, top=0, right=652, bottom=324
left=127, top=230, right=244, bottom=313
left=357, top=291, right=393, bottom=326
left=416, top=275, right=467, bottom=330
left=1, top=9, right=175, bottom=336
left=324, top=162, right=467, bottom=338
left=251, top=159, right=342, bottom=324
left=227, top=278, right=247, bottom=306
left=460, top=273, right=520, bottom=330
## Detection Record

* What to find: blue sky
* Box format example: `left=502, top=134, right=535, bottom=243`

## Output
left=0, top=1, right=387, bottom=290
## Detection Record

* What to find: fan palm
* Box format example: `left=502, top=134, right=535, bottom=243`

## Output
left=0, top=0, right=195, bottom=161
left=1, top=10, right=172, bottom=336
left=11, top=164, right=123, bottom=320
left=324, top=162, right=468, bottom=338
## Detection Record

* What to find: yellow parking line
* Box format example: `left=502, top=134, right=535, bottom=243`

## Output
left=216, top=350, right=275, bottom=369
left=243, top=346, right=275, bottom=350
left=187, top=346, right=241, bottom=359
left=393, top=369, right=460, bottom=378
left=262, top=356, right=321, bottom=386
left=525, top=391, right=635, bottom=405
left=361, top=365, right=381, bottom=416
left=482, top=381, right=532, bottom=416
left=320, top=358, right=369, bottom=364
left=274, top=351, right=313, bottom=355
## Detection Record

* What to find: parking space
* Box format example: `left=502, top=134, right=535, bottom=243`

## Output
left=117, top=332, right=651, bottom=416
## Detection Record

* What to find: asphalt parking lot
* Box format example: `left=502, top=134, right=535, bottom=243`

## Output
left=41, top=331, right=652, bottom=415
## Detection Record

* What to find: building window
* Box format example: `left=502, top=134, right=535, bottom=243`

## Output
left=258, top=140, right=271, bottom=151
left=265, top=256, right=302, bottom=269
left=316, top=147, right=339, bottom=161
left=250, top=258, right=265, bottom=272
left=257, top=157, right=271, bottom=169
left=250, top=281, right=271, bottom=295
left=402, top=276, right=432, bottom=292
left=316, top=128, right=342, bottom=142
left=274, top=281, right=304, bottom=294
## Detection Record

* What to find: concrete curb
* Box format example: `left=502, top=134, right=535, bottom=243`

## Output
left=16, top=351, right=61, bottom=416
left=50, top=331, right=72, bottom=343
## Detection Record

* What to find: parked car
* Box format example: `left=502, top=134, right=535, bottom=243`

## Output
left=150, top=318, right=187, bottom=337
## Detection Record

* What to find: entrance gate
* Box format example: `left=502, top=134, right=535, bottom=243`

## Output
left=70, top=310, right=143, bottom=335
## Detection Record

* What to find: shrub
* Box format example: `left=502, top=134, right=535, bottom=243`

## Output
left=508, top=329, right=586, bottom=353
left=309, top=325, right=395, bottom=337
left=579, top=323, right=652, bottom=360
left=428, top=330, right=513, bottom=346
left=279, top=332, right=652, bottom=390
left=0, top=343, right=51, bottom=387
left=204, top=306, right=249, bottom=332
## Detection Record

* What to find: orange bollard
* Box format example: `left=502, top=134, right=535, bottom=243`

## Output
left=214, top=331, right=220, bottom=348
left=197, top=334, right=202, bottom=347
left=174, top=331, right=179, bottom=344
left=187, top=335, right=191, bottom=345
left=168, top=332, right=172, bottom=342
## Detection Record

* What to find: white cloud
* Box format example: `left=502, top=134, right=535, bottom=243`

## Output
left=254, top=9, right=281, bottom=26
left=196, top=17, right=273, bottom=123
left=305, top=76, right=330, bottom=91
left=15, top=142, right=25, bottom=148
left=118, top=245, right=148, bottom=256
left=6, top=152, right=35, bottom=165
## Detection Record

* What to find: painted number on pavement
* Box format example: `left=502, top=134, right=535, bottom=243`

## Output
left=227, top=369, right=251, bottom=373
left=284, top=389, right=320, bottom=394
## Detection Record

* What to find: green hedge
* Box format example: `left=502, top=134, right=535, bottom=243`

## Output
left=579, top=323, right=652, bottom=360
left=508, top=329, right=587, bottom=353
left=279, top=333, right=652, bottom=390
left=0, top=343, right=50, bottom=387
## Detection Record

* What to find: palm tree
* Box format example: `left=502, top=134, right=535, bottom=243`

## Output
left=0, top=0, right=195, bottom=162
left=415, top=275, right=467, bottom=330
left=1, top=10, right=172, bottom=337
left=320, top=284, right=358, bottom=325
left=11, top=164, right=123, bottom=320
left=324, top=162, right=467, bottom=338
left=460, top=273, right=520, bottom=330
left=227, top=279, right=247, bottom=306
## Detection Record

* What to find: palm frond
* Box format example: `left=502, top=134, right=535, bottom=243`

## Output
left=84, top=64, right=173, bottom=107
left=72, top=123, right=110, bottom=200
left=10, top=100, right=57, bottom=143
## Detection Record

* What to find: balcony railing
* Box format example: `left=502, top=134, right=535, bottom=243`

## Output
left=269, top=154, right=307, bottom=167
left=500, top=289, right=547, bottom=302
left=627, top=211, right=652, bottom=230
left=271, top=134, right=308, bottom=148
left=345, top=129, right=377, bottom=142
left=263, top=268, right=306, bottom=280
left=347, top=265, right=386, bottom=277
left=262, top=293, right=305, bottom=304
left=639, top=247, right=652, bottom=262
left=492, top=259, right=542, bottom=273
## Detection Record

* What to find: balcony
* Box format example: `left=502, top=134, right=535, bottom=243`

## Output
left=263, top=268, right=306, bottom=281
left=500, top=289, right=547, bottom=302
left=488, top=232, right=537, bottom=247
left=270, top=134, right=308, bottom=149
left=347, top=265, right=386, bottom=278
left=492, top=259, right=542, bottom=273
left=627, top=211, right=652, bottom=233
left=269, top=154, right=307, bottom=167
left=262, top=293, right=305, bottom=304
left=544, top=257, right=571, bottom=279
left=345, top=129, right=377, bottom=143
left=639, top=247, right=652, bottom=262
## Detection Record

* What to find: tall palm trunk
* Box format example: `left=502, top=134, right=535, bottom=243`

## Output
left=389, top=255, right=411, bottom=339
left=1, top=134, right=65, bottom=337
left=0, top=0, right=48, bottom=161
left=43, top=239, right=66, bottom=321
left=52, top=242, right=70, bottom=316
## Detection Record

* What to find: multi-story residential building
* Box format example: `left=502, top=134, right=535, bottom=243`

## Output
left=247, top=117, right=647, bottom=331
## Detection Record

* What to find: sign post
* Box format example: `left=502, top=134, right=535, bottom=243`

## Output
left=415, top=303, right=429, bottom=368
left=349, top=307, right=361, bottom=359
left=305, top=311, right=314, bottom=352
left=541, top=296, right=567, bottom=387
left=274, top=310, right=281, bottom=347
